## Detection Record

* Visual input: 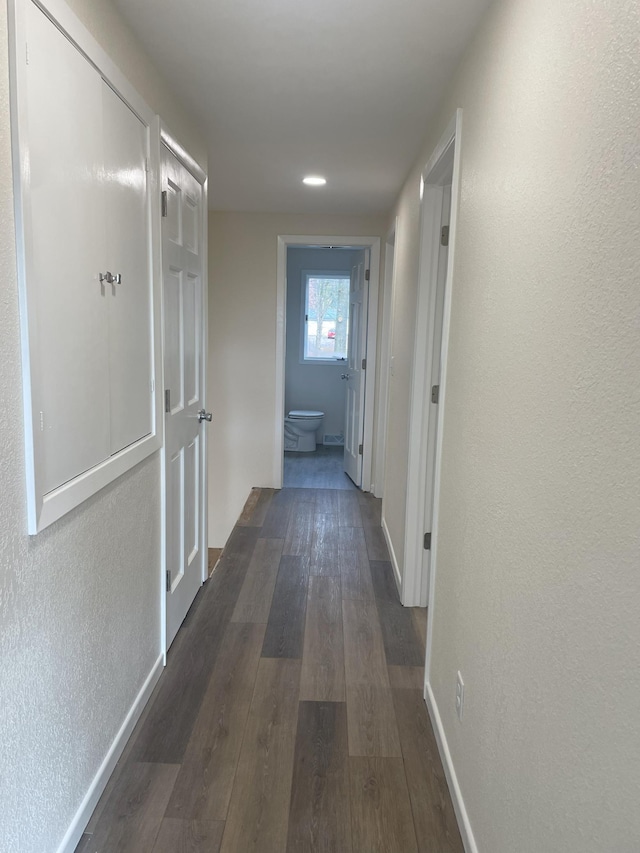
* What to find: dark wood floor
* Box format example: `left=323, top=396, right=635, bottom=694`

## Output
left=76, top=487, right=462, bottom=853
left=284, top=445, right=357, bottom=490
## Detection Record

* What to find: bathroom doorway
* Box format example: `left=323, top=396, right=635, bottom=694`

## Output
left=275, top=235, right=381, bottom=492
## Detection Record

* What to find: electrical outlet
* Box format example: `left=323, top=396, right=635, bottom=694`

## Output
left=456, top=671, right=464, bottom=721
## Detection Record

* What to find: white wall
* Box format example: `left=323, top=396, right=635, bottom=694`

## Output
left=285, top=247, right=361, bottom=440
left=0, top=1, right=205, bottom=850
left=208, top=211, right=386, bottom=546
left=386, top=0, right=640, bottom=850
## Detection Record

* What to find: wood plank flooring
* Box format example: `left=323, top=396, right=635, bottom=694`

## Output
left=77, top=486, right=462, bottom=853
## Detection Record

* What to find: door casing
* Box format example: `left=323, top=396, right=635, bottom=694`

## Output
left=402, top=110, right=463, bottom=609
left=343, top=251, right=368, bottom=486
left=275, top=235, right=381, bottom=491
left=375, top=219, right=398, bottom=501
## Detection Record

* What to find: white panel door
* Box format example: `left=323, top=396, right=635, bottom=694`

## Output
left=162, top=145, right=207, bottom=650
left=25, top=1, right=109, bottom=494
left=102, top=82, right=153, bottom=454
left=343, top=251, right=368, bottom=486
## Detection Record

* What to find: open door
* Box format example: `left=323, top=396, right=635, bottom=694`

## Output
left=161, top=143, right=209, bottom=651
left=343, top=250, right=369, bottom=486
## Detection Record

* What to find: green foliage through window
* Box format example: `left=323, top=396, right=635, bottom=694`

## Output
left=303, top=273, right=350, bottom=361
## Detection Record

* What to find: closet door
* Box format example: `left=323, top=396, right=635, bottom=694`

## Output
left=102, top=82, right=153, bottom=454
left=25, top=1, right=109, bottom=494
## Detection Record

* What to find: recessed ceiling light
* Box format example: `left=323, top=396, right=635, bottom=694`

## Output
left=303, top=175, right=327, bottom=187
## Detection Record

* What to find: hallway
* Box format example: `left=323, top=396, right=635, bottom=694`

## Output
left=76, top=487, right=462, bottom=852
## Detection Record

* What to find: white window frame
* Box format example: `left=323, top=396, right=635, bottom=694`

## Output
left=299, top=269, right=351, bottom=365
left=8, top=0, right=163, bottom=534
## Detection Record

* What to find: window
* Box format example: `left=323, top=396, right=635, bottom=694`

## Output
left=302, top=272, right=350, bottom=362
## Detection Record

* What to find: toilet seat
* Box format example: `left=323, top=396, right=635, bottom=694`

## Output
left=288, top=410, right=324, bottom=419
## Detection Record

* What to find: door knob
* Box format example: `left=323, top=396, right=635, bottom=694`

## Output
left=341, top=373, right=351, bottom=380
left=198, top=409, right=212, bottom=422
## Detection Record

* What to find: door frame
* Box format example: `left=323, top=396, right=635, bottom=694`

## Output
left=375, top=218, right=398, bottom=499
left=402, top=110, right=462, bottom=608
left=159, top=123, right=208, bottom=659
left=275, top=235, right=381, bottom=491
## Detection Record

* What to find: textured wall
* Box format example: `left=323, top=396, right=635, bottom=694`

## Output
left=208, top=211, right=386, bottom=546
left=285, top=248, right=361, bottom=438
left=0, top=1, right=204, bottom=850
left=388, top=0, right=640, bottom=850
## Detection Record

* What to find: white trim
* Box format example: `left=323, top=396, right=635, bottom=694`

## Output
left=9, top=0, right=161, bottom=533
left=37, top=436, right=161, bottom=532
left=21, top=0, right=155, bottom=126
left=375, top=218, right=398, bottom=500
left=274, top=235, right=381, bottom=491
left=425, top=108, right=463, bottom=673
left=160, top=125, right=207, bottom=186
left=402, top=110, right=462, bottom=606
left=55, top=655, right=164, bottom=853
left=382, top=516, right=402, bottom=596
left=424, top=682, right=479, bottom=853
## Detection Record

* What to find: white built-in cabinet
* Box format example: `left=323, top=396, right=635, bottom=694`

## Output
left=11, top=0, right=162, bottom=532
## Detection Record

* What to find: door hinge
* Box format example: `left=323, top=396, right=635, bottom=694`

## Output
left=166, top=570, right=172, bottom=592
left=40, top=411, right=44, bottom=432
left=358, top=443, right=363, bottom=455
left=165, top=389, right=171, bottom=413
left=431, top=384, right=440, bottom=404
left=441, top=225, right=449, bottom=246
left=365, top=269, right=370, bottom=281
left=361, top=358, right=366, bottom=370
left=424, top=532, right=432, bottom=550
left=161, top=190, right=168, bottom=217
left=25, top=42, right=29, bottom=65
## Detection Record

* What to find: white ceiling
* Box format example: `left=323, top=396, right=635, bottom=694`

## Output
left=113, top=0, right=492, bottom=214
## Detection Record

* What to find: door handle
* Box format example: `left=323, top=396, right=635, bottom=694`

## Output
left=341, top=373, right=351, bottom=380
left=198, top=409, right=212, bottom=423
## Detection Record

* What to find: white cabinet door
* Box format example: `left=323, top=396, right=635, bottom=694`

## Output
left=102, top=82, right=153, bottom=454
left=162, top=146, right=206, bottom=650
left=25, top=0, right=109, bottom=494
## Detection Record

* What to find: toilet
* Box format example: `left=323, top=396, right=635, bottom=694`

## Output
left=284, top=410, right=324, bottom=452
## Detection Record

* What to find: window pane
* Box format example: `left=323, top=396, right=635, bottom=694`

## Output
left=304, top=275, right=350, bottom=361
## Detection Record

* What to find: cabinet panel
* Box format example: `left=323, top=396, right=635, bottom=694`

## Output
left=102, top=82, right=153, bottom=454
left=26, top=1, right=110, bottom=494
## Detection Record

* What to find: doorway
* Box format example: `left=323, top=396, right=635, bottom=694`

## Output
left=275, top=235, right=381, bottom=492
left=403, top=110, right=462, bottom=610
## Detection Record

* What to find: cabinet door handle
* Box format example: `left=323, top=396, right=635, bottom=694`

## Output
left=99, top=272, right=122, bottom=284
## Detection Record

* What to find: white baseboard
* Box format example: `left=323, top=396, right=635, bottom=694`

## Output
left=424, top=681, right=478, bottom=853
left=56, top=654, right=164, bottom=853
left=381, top=515, right=402, bottom=597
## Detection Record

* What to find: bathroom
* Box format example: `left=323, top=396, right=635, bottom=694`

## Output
left=284, top=246, right=363, bottom=487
